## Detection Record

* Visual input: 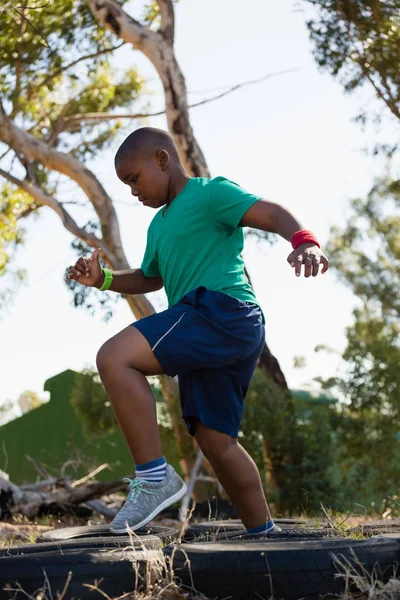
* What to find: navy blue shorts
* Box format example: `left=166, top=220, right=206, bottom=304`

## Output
left=132, top=286, right=265, bottom=439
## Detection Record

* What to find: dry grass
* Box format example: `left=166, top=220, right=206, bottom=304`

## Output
left=334, top=553, right=400, bottom=600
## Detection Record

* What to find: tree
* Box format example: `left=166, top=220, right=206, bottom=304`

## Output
left=304, top=1, right=400, bottom=505
left=304, top=0, right=400, bottom=126
left=304, top=1, right=400, bottom=413
left=311, top=179, right=400, bottom=505
left=241, top=369, right=338, bottom=513
left=325, top=180, right=400, bottom=414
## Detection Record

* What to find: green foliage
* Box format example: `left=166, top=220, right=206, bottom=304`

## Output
left=0, top=183, right=34, bottom=307
left=1, top=0, right=117, bottom=106
left=70, top=368, right=117, bottom=438
left=329, top=408, right=400, bottom=510
left=0, top=0, right=146, bottom=311
left=285, top=400, right=338, bottom=513
left=312, top=180, right=400, bottom=512
left=70, top=369, right=172, bottom=440
left=241, top=369, right=338, bottom=513
left=326, top=180, right=400, bottom=415
left=0, top=183, right=34, bottom=271
left=303, top=2, right=400, bottom=512
left=70, top=368, right=180, bottom=470
left=304, top=0, right=400, bottom=124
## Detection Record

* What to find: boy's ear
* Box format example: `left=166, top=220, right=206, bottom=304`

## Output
left=156, top=149, right=170, bottom=170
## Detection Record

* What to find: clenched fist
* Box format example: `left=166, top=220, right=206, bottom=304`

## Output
left=66, top=248, right=104, bottom=288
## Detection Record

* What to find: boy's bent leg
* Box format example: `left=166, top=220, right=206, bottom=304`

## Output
left=96, top=325, right=164, bottom=464
left=194, top=420, right=271, bottom=530
left=97, top=324, right=187, bottom=534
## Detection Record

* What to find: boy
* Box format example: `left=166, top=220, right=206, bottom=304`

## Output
left=67, top=127, right=329, bottom=536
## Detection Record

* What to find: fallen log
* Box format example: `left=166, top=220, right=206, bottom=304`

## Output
left=0, top=471, right=127, bottom=520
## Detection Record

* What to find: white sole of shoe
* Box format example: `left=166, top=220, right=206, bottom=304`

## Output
left=109, top=481, right=188, bottom=534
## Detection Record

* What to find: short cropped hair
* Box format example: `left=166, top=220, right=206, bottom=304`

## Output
left=115, top=127, right=179, bottom=164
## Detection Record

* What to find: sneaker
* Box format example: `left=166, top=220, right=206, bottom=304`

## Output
left=228, top=524, right=283, bottom=541
left=109, top=464, right=187, bottom=533
left=264, top=524, right=283, bottom=534
left=248, top=524, right=283, bottom=539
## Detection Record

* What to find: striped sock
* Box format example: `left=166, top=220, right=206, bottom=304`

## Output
left=246, top=519, right=276, bottom=535
left=135, top=456, right=167, bottom=483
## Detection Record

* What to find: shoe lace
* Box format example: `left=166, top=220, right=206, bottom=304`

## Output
left=123, top=477, right=159, bottom=504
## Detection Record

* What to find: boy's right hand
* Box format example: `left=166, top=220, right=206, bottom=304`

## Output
left=66, top=248, right=104, bottom=288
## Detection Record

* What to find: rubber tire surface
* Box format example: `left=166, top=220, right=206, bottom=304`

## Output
left=0, top=547, right=164, bottom=599
left=166, top=534, right=400, bottom=600
left=185, top=519, right=306, bottom=539
left=36, top=524, right=179, bottom=546
left=351, top=518, right=400, bottom=536
left=183, top=520, right=334, bottom=543
left=0, top=534, right=162, bottom=558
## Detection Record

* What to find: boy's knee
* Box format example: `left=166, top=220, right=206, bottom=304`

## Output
left=194, top=420, right=236, bottom=458
left=96, top=343, right=111, bottom=373
left=96, top=340, right=123, bottom=373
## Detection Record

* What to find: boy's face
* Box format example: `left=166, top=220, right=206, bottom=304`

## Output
left=116, top=152, right=169, bottom=209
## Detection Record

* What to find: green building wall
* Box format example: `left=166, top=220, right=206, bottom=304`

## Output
left=0, top=369, right=180, bottom=484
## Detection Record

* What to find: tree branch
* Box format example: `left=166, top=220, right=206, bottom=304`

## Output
left=63, top=108, right=166, bottom=126
left=0, top=99, right=122, bottom=257
left=187, top=68, right=299, bottom=109
left=340, top=18, right=400, bottom=122
left=88, top=0, right=158, bottom=49
left=0, top=167, right=116, bottom=262
left=0, top=100, right=155, bottom=320
left=37, top=42, right=125, bottom=92
left=10, top=3, right=26, bottom=119
left=156, top=0, right=174, bottom=42
left=363, top=67, right=400, bottom=120
left=61, top=68, right=299, bottom=128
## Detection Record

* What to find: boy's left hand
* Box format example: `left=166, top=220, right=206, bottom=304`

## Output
left=287, top=243, right=329, bottom=278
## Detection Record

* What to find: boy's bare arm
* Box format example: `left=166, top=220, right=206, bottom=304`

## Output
left=240, top=199, right=329, bottom=277
left=66, top=248, right=163, bottom=294
left=95, top=269, right=163, bottom=294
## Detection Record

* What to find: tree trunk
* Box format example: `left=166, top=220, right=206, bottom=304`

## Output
left=258, top=343, right=289, bottom=391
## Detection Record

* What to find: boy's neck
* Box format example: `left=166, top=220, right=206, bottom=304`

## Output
left=166, top=167, right=191, bottom=207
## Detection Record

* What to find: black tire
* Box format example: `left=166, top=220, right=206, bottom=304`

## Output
left=219, top=527, right=339, bottom=541
left=165, top=534, right=400, bottom=600
left=350, top=518, right=400, bottom=536
left=0, top=534, right=162, bottom=558
left=182, top=518, right=328, bottom=542
left=36, top=524, right=179, bottom=546
left=0, top=547, right=164, bottom=599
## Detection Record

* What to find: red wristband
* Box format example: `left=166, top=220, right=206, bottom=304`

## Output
left=291, top=230, right=320, bottom=250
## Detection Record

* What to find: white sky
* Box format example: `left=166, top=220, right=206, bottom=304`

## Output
left=0, top=0, right=393, bottom=409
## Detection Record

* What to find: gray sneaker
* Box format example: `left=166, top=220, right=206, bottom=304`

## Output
left=109, top=464, right=187, bottom=533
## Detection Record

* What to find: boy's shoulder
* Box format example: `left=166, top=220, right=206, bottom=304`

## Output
left=200, top=175, right=241, bottom=194
left=194, top=175, right=234, bottom=186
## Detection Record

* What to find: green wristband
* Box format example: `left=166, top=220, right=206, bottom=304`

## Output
left=99, top=267, right=113, bottom=291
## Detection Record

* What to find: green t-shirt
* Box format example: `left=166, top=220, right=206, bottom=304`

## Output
left=141, top=176, right=263, bottom=313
